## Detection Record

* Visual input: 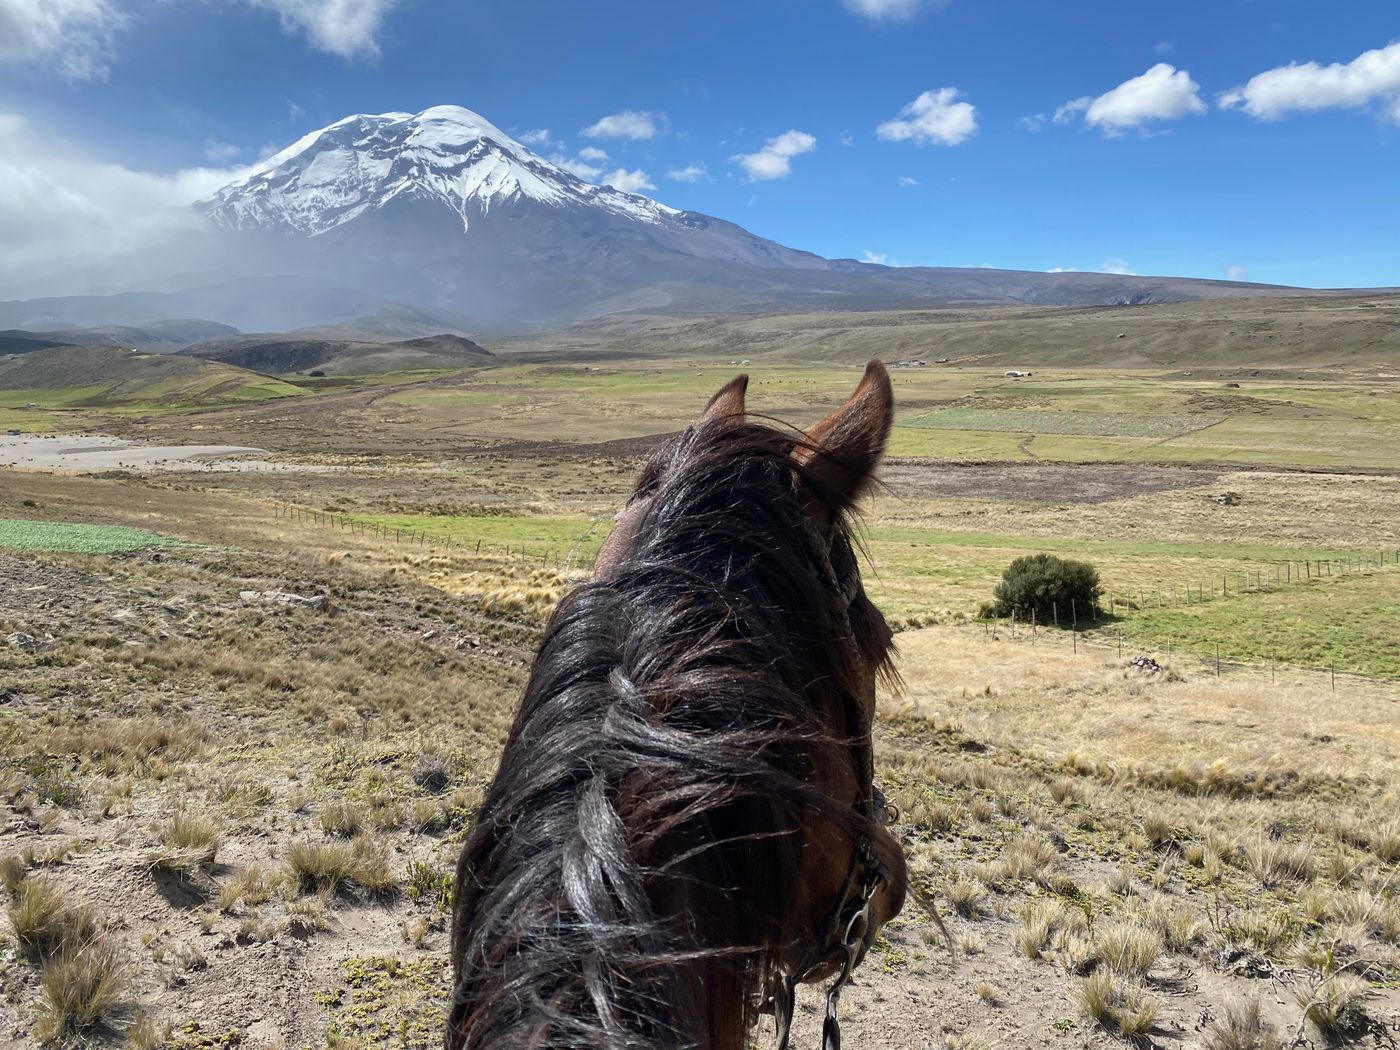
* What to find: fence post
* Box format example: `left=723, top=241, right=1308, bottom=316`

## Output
left=1215, top=643, right=1221, bottom=677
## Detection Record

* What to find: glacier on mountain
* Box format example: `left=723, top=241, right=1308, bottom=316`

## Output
left=202, top=105, right=680, bottom=236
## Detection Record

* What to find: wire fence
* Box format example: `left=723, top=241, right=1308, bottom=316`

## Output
left=271, top=500, right=1398, bottom=686
left=968, top=608, right=1395, bottom=691
left=270, top=502, right=603, bottom=570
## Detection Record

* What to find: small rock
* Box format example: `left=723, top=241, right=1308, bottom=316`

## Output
left=238, top=590, right=328, bottom=612
left=4, top=632, right=41, bottom=652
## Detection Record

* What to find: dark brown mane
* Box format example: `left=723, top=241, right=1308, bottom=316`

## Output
left=447, top=415, right=895, bottom=1050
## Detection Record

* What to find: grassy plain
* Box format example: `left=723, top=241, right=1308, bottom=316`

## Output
left=2, top=296, right=1399, bottom=1046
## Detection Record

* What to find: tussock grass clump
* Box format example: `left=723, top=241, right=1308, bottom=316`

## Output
left=1078, top=971, right=1158, bottom=1038
left=319, top=801, right=367, bottom=837
left=1245, top=835, right=1315, bottom=887
left=217, top=865, right=279, bottom=913
left=1297, top=973, right=1372, bottom=1041
left=33, top=936, right=135, bottom=1042
left=1140, top=809, right=1177, bottom=849
left=1203, top=1000, right=1282, bottom=1050
left=943, top=877, right=986, bottom=918
left=408, top=797, right=448, bottom=833
left=1016, top=898, right=1066, bottom=960
left=9, top=877, right=99, bottom=961
left=0, top=853, right=27, bottom=894
left=1370, top=822, right=1400, bottom=863
left=287, top=835, right=398, bottom=896
left=1094, top=922, right=1161, bottom=979
left=149, top=812, right=220, bottom=874
left=997, top=834, right=1060, bottom=884
left=411, top=752, right=451, bottom=794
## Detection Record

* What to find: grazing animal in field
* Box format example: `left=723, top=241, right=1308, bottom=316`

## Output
left=448, top=361, right=907, bottom=1050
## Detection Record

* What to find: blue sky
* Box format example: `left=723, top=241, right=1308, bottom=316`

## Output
left=2, top=0, right=1398, bottom=288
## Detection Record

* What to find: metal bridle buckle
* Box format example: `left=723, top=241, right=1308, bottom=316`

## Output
left=772, top=866, right=884, bottom=1050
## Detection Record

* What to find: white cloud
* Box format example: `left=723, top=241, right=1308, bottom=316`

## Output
left=204, top=140, right=242, bottom=163
left=733, top=130, right=816, bottom=181
left=246, top=0, right=399, bottom=59
left=1019, top=114, right=1048, bottom=132
left=897, top=175, right=918, bottom=187
left=550, top=152, right=605, bottom=181
left=1225, top=264, right=1248, bottom=281
left=843, top=0, right=915, bottom=20
left=668, top=164, right=708, bottom=183
left=0, top=109, right=249, bottom=286
left=1058, top=63, right=1206, bottom=136
left=0, top=0, right=125, bottom=80
left=582, top=110, right=661, bottom=140
left=603, top=168, right=655, bottom=194
left=862, top=250, right=898, bottom=266
left=1046, top=267, right=1078, bottom=273
left=842, top=0, right=941, bottom=21
left=518, top=128, right=551, bottom=146
left=1100, top=258, right=1136, bottom=275
left=876, top=88, right=978, bottom=146
left=577, top=146, right=609, bottom=163
left=1219, top=41, right=1400, bottom=121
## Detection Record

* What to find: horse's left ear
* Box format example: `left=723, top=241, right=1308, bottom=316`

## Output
left=699, top=373, right=748, bottom=423
left=793, top=360, right=893, bottom=509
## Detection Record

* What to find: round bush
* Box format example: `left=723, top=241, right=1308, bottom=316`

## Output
left=990, top=554, right=1101, bottom=623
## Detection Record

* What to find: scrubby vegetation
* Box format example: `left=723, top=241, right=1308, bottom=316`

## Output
left=988, top=553, right=1101, bottom=623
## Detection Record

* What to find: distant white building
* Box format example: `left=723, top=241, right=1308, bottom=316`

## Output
left=1004, top=370, right=1032, bottom=378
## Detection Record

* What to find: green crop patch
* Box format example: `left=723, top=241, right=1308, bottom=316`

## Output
left=0, top=519, right=188, bottom=554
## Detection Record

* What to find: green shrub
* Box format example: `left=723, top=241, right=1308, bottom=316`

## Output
left=990, top=554, right=1101, bottom=623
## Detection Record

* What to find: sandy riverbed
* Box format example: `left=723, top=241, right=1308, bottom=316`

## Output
left=0, top=434, right=337, bottom=473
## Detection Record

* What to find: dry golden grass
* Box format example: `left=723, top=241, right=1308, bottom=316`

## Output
left=148, top=811, right=220, bottom=874
left=319, top=801, right=368, bottom=837
left=286, top=835, right=399, bottom=897
left=33, top=936, right=135, bottom=1042
left=1077, top=970, right=1158, bottom=1038
left=1203, top=1000, right=1283, bottom=1050
left=8, top=877, right=100, bottom=962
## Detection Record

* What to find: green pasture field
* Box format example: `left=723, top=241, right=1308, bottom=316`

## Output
left=899, top=407, right=1221, bottom=439
left=348, top=510, right=610, bottom=562
left=0, top=518, right=186, bottom=554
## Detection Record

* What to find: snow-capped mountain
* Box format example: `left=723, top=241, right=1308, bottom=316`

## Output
left=152, top=104, right=1316, bottom=331
left=202, top=106, right=685, bottom=237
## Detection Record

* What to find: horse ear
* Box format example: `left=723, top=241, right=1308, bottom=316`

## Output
left=793, top=360, right=893, bottom=508
left=699, top=373, right=748, bottom=423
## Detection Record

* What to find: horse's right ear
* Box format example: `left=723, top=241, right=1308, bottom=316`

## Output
left=793, top=360, right=893, bottom=509
left=699, top=373, right=748, bottom=424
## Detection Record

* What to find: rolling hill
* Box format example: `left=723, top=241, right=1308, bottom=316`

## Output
left=0, top=319, right=238, bottom=355
left=499, top=293, right=1400, bottom=371
left=0, top=345, right=305, bottom=408
left=179, top=332, right=493, bottom=375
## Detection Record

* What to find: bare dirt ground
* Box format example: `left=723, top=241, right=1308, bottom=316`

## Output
left=879, top=463, right=1220, bottom=505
